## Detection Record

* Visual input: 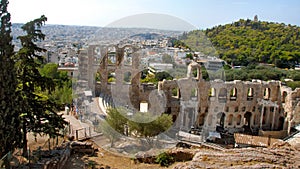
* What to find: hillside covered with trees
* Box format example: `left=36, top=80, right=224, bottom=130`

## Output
left=182, top=17, right=300, bottom=68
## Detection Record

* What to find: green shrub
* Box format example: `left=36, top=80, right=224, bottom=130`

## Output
left=155, top=152, right=174, bottom=167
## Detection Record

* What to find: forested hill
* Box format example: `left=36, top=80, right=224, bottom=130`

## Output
left=182, top=19, right=300, bottom=68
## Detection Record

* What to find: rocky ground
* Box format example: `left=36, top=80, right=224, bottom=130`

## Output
left=174, top=142, right=300, bottom=169
left=20, top=134, right=300, bottom=169
left=62, top=141, right=300, bottom=169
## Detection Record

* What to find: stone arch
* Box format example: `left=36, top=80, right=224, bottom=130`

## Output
left=187, top=61, right=202, bottom=80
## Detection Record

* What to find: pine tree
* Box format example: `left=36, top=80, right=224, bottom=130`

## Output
left=0, top=0, right=22, bottom=159
left=15, top=15, right=67, bottom=155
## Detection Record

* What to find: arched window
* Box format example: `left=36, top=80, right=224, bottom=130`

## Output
left=230, top=88, right=237, bottom=101
left=124, top=47, right=133, bottom=65
left=191, top=88, right=198, bottom=100
left=263, top=88, right=271, bottom=100
left=107, top=47, right=117, bottom=65
left=236, top=115, right=242, bottom=126
left=218, top=88, right=227, bottom=103
left=107, top=71, right=116, bottom=83
left=247, top=88, right=254, bottom=101
left=227, top=114, right=233, bottom=126
left=123, top=72, right=131, bottom=84
left=209, top=88, right=216, bottom=101
left=171, top=87, right=180, bottom=98
left=209, top=88, right=216, bottom=97
left=217, top=112, right=225, bottom=127
left=282, top=91, right=287, bottom=103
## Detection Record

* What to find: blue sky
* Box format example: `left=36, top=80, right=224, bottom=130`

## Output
left=8, top=0, right=300, bottom=29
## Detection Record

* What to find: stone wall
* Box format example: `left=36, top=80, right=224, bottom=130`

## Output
left=95, top=44, right=300, bottom=138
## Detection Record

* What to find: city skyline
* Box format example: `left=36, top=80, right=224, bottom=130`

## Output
left=8, top=0, right=300, bottom=30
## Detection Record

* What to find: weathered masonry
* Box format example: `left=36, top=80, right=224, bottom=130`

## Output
left=83, top=45, right=300, bottom=139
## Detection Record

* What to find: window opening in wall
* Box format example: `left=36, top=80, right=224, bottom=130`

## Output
left=108, top=52, right=116, bottom=65
left=171, top=87, right=180, bottom=98
left=124, top=47, right=133, bottom=65
left=263, top=88, right=271, bottom=100
left=225, top=106, right=229, bottom=112
left=244, top=112, right=252, bottom=128
left=235, top=106, right=238, bottom=112
left=205, top=107, right=208, bottom=113
left=140, top=101, right=148, bottom=112
left=217, top=112, right=225, bottom=128
left=282, top=91, right=287, bottom=103
left=227, top=114, right=233, bottom=126
left=123, top=72, right=132, bottom=84
left=263, top=107, right=267, bottom=125
left=278, top=117, right=284, bottom=130
left=191, top=88, right=198, bottom=100
left=107, top=71, right=116, bottom=83
left=241, top=106, right=246, bottom=112
left=209, top=88, right=216, bottom=101
left=247, top=88, right=254, bottom=101
left=252, top=106, right=256, bottom=112
left=218, top=88, right=227, bottom=103
left=230, top=88, right=237, bottom=101
left=236, top=115, right=242, bottom=126
left=172, top=115, right=177, bottom=122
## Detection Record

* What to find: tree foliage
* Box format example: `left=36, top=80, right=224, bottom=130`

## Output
left=105, top=108, right=173, bottom=139
left=0, top=0, right=22, bottom=159
left=15, top=15, right=67, bottom=155
left=40, top=63, right=72, bottom=108
left=224, top=65, right=300, bottom=82
left=106, top=108, right=128, bottom=134
left=128, top=112, right=173, bottom=138
left=182, top=19, right=300, bottom=68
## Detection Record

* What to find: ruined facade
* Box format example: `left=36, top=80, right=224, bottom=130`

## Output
left=91, top=45, right=300, bottom=139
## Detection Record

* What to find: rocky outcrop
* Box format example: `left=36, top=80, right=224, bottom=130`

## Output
left=173, top=142, right=300, bottom=169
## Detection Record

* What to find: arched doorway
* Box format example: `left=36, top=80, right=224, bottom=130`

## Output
left=243, top=112, right=252, bottom=133
left=217, top=112, right=226, bottom=130
left=244, top=112, right=252, bottom=127
left=278, top=117, right=284, bottom=130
